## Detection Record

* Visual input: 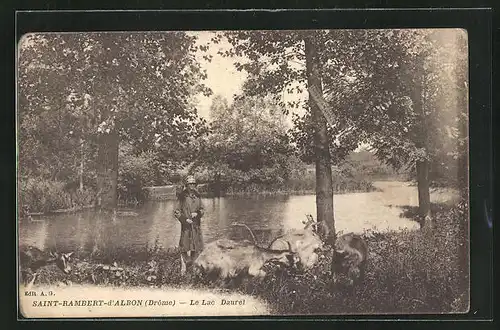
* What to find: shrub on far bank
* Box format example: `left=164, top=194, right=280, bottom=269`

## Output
left=118, top=148, right=159, bottom=206
left=225, top=171, right=375, bottom=195
left=19, top=177, right=66, bottom=214
left=18, top=177, right=94, bottom=215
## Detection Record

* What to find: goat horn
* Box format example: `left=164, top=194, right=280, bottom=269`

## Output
left=287, top=241, right=292, bottom=252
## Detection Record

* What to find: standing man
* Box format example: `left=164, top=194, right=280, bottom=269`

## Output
left=173, top=175, right=205, bottom=275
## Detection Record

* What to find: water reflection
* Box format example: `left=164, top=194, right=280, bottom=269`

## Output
left=148, top=201, right=178, bottom=249
left=19, top=219, right=48, bottom=250
left=19, top=182, right=443, bottom=256
left=219, top=196, right=288, bottom=245
left=283, top=195, right=316, bottom=232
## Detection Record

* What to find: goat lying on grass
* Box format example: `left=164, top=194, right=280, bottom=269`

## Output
left=268, top=214, right=369, bottom=285
left=268, top=214, right=325, bottom=271
left=193, top=224, right=300, bottom=281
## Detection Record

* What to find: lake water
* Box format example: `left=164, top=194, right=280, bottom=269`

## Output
left=18, top=181, right=459, bottom=254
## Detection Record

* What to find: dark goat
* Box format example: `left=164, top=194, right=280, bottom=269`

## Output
left=19, top=246, right=73, bottom=288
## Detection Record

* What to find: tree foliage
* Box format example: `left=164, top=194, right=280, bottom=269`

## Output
left=215, top=29, right=467, bottom=229
left=18, top=32, right=211, bottom=208
left=314, top=29, right=468, bottom=180
left=198, top=95, right=293, bottom=188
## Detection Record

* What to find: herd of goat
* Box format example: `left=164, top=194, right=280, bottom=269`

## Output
left=193, top=214, right=368, bottom=285
left=19, top=214, right=368, bottom=289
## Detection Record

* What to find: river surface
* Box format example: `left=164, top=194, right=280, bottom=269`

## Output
left=19, top=181, right=459, bottom=254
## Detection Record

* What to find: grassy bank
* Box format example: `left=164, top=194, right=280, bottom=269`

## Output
left=243, top=201, right=468, bottom=315
left=23, top=200, right=468, bottom=315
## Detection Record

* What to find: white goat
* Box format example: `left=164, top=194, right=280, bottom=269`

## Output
left=267, top=214, right=325, bottom=270
left=193, top=224, right=299, bottom=280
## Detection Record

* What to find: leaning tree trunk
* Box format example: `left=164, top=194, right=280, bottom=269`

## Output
left=95, top=130, right=119, bottom=210
left=305, top=37, right=335, bottom=244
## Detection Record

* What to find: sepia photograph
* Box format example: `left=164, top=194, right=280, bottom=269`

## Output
left=17, top=28, right=469, bottom=318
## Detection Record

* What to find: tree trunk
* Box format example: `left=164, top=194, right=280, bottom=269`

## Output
left=214, top=172, right=221, bottom=198
left=416, top=159, right=432, bottom=227
left=96, top=130, right=119, bottom=210
left=305, top=36, right=335, bottom=244
left=412, top=72, right=432, bottom=229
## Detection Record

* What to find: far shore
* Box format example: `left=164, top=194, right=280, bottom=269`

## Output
left=19, top=179, right=458, bottom=218
left=21, top=184, right=380, bottom=216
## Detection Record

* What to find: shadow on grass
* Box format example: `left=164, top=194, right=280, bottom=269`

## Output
left=395, top=202, right=462, bottom=227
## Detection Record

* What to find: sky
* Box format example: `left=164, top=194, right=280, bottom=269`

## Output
left=185, top=31, right=367, bottom=151
left=186, top=29, right=466, bottom=154
left=189, top=31, right=307, bottom=127
left=189, top=31, right=247, bottom=121
left=20, top=31, right=309, bottom=128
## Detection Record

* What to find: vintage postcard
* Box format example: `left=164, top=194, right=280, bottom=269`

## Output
left=17, top=29, right=469, bottom=318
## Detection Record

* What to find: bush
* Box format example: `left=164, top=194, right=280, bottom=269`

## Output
left=19, top=177, right=71, bottom=214
left=18, top=177, right=95, bottom=214
left=118, top=148, right=159, bottom=205
left=225, top=173, right=374, bottom=195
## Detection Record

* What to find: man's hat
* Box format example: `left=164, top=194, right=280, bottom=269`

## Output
left=186, top=175, right=196, bottom=184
